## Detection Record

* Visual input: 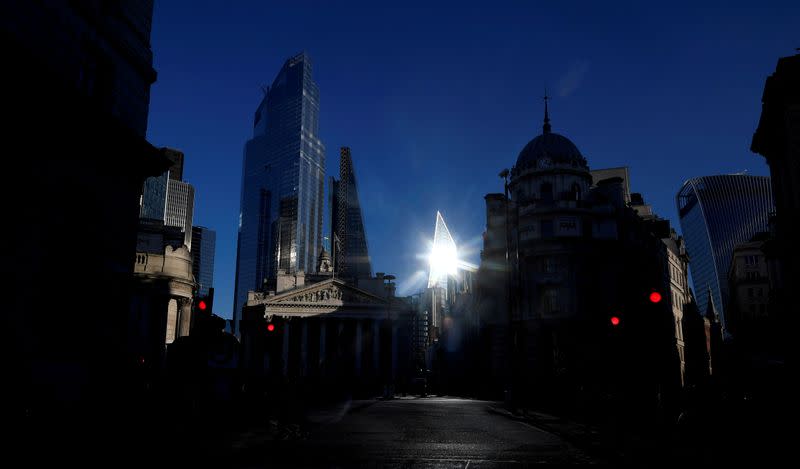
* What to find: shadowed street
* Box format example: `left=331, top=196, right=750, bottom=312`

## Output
left=217, top=397, right=602, bottom=468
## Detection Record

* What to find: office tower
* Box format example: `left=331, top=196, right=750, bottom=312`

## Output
left=233, top=52, right=325, bottom=333
left=140, top=147, right=194, bottom=250
left=331, top=147, right=372, bottom=278
left=676, top=175, right=773, bottom=329
left=165, top=179, right=194, bottom=249
left=191, top=226, right=216, bottom=297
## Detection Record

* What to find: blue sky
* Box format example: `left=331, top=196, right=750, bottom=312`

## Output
left=146, top=0, right=798, bottom=318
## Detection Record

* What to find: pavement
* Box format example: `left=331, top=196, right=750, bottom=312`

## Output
left=205, top=396, right=607, bottom=467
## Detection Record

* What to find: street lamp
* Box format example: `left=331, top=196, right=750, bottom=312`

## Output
left=499, top=168, right=515, bottom=406
left=383, top=274, right=396, bottom=398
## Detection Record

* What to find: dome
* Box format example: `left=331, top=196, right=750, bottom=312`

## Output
left=515, top=132, right=586, bottom=169
left=513, top=97, right=588, bottom=171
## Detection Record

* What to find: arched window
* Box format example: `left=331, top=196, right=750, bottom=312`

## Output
left=540, top=182, right=553, bottom=202
left=571, top=182, right=582, bottom=201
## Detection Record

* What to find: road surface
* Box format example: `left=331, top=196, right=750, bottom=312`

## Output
left=222, top=397, right=602, bottom=467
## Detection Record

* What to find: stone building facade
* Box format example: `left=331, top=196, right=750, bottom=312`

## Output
left=239, top=255, right=414, bottom=397
left=130, top=221, right=196, bottom=368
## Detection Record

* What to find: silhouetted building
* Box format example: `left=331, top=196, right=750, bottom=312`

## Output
left=751, top=51, right=798, bottom=358
left=3, top=1, right=168, bottom=411
left=663, top=230, right=692, bottom=386
left=233, top=52, right=325, bottom=335
left=331, top=147, right=372, bottom=279
left=676, top=175, right=773, bottom=330
left=476, top=100, right=681, bottom=415
left=727, top=234, right=770, bottom=335
left=164, top=148, right=185, bottom=181
left=703, top=288, right=725, bottom=379
left=192, top=226, right=217, bottom=297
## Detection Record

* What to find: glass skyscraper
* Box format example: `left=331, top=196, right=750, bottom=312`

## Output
left=331, top=147, right=372, bottom=279
left=191, top=226, right=216, bottom=297
left=233, top=52, right=325, bottom=334
left=676, top=175, right=773, bottom=329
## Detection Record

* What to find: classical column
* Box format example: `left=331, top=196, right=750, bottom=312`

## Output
left=355, top=320, right=363, bottom=377
left=176, top=297, right=192, bottom=338
left=282, top=321, right=290, bottom=377
left=165, top=298, right=179, bottom=344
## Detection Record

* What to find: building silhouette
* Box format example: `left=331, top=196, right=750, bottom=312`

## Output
left=676, top=175, right=773, bottom=329
left=192, top=226, right=216, bottom=297
left=330, top=147, right=372, bottom=279
left=751, top=51, right=798, bottom=361
left=3, top=1, right=169, bottom=414
left=475, top=100, right=681, bottom=415
left=233, top=52, right=325, bottom=334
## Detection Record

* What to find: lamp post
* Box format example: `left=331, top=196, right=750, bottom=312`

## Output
left=383, top=274, right=396, bottom=398
left=499, top=168, right=515, bottom=406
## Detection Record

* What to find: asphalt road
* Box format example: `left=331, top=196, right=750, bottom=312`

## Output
left=223, top=397, right=602, bottom=468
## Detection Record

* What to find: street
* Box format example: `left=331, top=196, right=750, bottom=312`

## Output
left=218, top=397, right=602, bottom=468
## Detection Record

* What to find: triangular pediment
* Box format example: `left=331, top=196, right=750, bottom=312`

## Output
left=263, top=278, right=388, bottom=308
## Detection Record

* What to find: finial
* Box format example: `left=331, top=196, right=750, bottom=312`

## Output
left=543, top=90, right=551, bottom=134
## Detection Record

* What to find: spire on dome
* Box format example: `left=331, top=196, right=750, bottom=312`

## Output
left=543, top=91, right=551, bottom=134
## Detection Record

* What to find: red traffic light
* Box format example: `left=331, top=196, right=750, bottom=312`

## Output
left=610, top=316, right=621, bottom=326
left=198, top=300, right=207, bottom=311
left=649, top=291, right=662, bottom=304
left=267, top=323, right=275, bottom=332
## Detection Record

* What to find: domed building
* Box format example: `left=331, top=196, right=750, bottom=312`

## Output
left=474, top=100, right=684, bottom=413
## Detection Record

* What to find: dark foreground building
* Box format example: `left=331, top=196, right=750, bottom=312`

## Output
left=751, top=51, right=798, bottom=361
left=2, top=2, right=168, bottom=417
left=475, top=103, right=682, bottom=422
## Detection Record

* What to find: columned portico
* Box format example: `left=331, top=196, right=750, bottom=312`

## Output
left=241, top=277, right=413, bottom=395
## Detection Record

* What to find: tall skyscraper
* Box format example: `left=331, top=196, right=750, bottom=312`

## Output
left=331, top=147, right=372, bottom=278
left=676, top=175, right=773, bottom=329
left=139, top=147, right=194, bottom=250
left=233, top=52, right=325, bottom=334
left=191, top=226, right=216, bottom=297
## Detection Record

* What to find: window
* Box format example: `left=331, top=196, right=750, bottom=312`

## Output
left=747, top=287, right=754, bottom=298
left=541, top=219, right=554, bottom=238
left=541, top=257, right=558, bottom=273
left=540, top=182, right=553, bottom=203
left=571, top=183, right=582, bottom=201
left=758, top=288, right=764, bottom=297
left=744, top=255, right=759, bottom=265
left=542, top=288, right=559, bottom=314
left=745, top=271, right=760, bottom=280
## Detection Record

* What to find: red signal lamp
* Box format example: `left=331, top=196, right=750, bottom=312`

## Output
left=610, top=316, right=621, bottom=326
left=198, top=300, right=207, bottom=311
left=649, top=291, right=662, bottom=304
left=267, top=323, right=275, bottom=332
